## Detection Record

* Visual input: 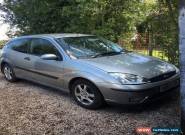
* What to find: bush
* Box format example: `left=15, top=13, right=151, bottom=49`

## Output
left=0, top=40, right=8, bottom=49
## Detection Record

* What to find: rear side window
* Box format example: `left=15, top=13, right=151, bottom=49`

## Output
left=10, top=39, right=30, bottom=53
left=30, top=38, right=60, bottom=56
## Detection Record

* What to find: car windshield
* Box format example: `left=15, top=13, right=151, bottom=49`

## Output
left=56, top=36, right=125, bottom=59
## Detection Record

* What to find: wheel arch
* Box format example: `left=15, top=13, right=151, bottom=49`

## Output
left=68, top=77, right=105, bottom=99
left=1, top=61, right=8, bottom=73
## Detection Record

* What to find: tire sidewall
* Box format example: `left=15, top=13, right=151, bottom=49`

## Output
left=3, top=64, right=17, bottom=82
left=71, top=79, right=104, bottom=109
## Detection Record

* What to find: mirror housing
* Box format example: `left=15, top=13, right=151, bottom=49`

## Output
left=41, top=54, right=58, bottom=60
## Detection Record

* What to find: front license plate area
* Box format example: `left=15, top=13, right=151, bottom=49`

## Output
left=160, top=80, right=179, bottom=92
left=160, top=84, right=171, bottom=92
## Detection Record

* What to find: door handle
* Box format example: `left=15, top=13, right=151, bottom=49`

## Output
left=24, top=57, right=30, bottom=61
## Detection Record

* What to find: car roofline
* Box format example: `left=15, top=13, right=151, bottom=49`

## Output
left=11, top=33, right=95, bottom=40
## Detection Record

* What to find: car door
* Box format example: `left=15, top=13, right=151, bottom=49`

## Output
left=7, top=38, right=34, bottom=79
left=29, top=38, right=65, bottom=90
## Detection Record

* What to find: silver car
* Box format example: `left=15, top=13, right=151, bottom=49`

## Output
left=0, top=34, right=180, bottom=109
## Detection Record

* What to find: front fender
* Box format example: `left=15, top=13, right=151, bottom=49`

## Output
left=61, top=70, right=117, bottom=91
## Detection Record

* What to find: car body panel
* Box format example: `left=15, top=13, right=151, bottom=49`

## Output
left=0, top=33, right=180, bottom=105
left=79, top=52, right=176, bottom=79
left=95, top=72, right=179, bottom=104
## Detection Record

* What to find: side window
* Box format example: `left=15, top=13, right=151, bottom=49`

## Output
left=11, top=39, right=30, bottom=53
left=30, top=38, right=60, bottom=57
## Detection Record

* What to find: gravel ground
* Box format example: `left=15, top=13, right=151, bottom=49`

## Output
left=0, top=73, right=180, bottom=135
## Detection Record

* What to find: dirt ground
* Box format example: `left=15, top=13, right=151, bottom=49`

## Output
left=0, top=73, right=180, bottom=135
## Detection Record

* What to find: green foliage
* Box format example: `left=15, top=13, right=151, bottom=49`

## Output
left=1, top=0, right=135, bottom=41
left=0, top=40, right=8, bottom=49
left=147, top=0, right=178, bottom=65
left=0, top=0, right=178, bottom=65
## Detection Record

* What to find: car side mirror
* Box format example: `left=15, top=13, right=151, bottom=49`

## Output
left=40, top=54, right=58, bottom=60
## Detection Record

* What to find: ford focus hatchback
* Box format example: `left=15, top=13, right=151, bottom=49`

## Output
left=0, top=34, right=180, bottom=109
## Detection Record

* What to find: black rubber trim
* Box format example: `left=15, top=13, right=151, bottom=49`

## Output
left=111, top=87, right=159, bottom=92
left=111, top=85, right=180, bottom=93
left=15, top=66, right=58, bottom=79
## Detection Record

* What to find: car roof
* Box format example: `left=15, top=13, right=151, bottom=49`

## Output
left=15, top=33, right=94, bottom=39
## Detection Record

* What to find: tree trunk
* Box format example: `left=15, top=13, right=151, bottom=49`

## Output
left=148, top=24, right=153, bottom=56
left=166, top=0, right=178, bottom=26
left=179, top=0, right=185, bottom=132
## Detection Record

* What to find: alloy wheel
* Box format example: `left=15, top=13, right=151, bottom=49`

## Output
left=74, top=84, right=95, bottom=106
left=4, top=66, right=13, bottom=80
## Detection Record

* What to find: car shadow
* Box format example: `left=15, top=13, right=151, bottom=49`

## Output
left=103, top=93, right=179, bottom=114
left=4, top=77, right=179, bottom=114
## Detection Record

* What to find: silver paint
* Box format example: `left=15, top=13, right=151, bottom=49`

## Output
left=0, top=34, right=180, bottom=105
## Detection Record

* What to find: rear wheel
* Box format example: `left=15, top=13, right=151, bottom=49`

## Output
left=2, top=64, right=17, bottom=82
left=71, top=79, right=104, bottom=109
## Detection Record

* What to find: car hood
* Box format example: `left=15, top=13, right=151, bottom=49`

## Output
left=79, top=52, right=176, bottom=79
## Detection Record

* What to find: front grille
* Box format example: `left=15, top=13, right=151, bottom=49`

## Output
left=149, top=71, right=176, bottom=82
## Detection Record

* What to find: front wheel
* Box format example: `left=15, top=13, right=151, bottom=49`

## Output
left=71, top=79, right=104, bottom=109
left=2, top=64, right=17, bottom=82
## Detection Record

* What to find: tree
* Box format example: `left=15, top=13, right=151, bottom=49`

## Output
left=0, top=0, right=179, bottom=65
left=0, top=40, right=7, bottom=49
left=179, top=0, right=185, bottom=132
left=0, top=0, right=136, bottom=42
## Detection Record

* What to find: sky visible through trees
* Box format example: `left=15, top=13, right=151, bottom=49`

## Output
left=0, top=0, right=178, bottom=65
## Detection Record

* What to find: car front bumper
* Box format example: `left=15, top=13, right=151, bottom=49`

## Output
left=96, top=73, right=180, bottom=105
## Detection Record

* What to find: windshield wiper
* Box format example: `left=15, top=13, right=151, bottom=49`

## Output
left=91, top=51, right=122, bottom=58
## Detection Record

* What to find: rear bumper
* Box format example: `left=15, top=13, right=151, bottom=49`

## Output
left=96, top=73, right=180, bottom=105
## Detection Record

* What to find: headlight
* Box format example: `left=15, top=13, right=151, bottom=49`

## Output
left=109, top=73, right=149, bottom=85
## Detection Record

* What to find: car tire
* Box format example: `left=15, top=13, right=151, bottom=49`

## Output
left=71, top=79, right=104, bottom=109
left=2, top=63, right=17, bottom=82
